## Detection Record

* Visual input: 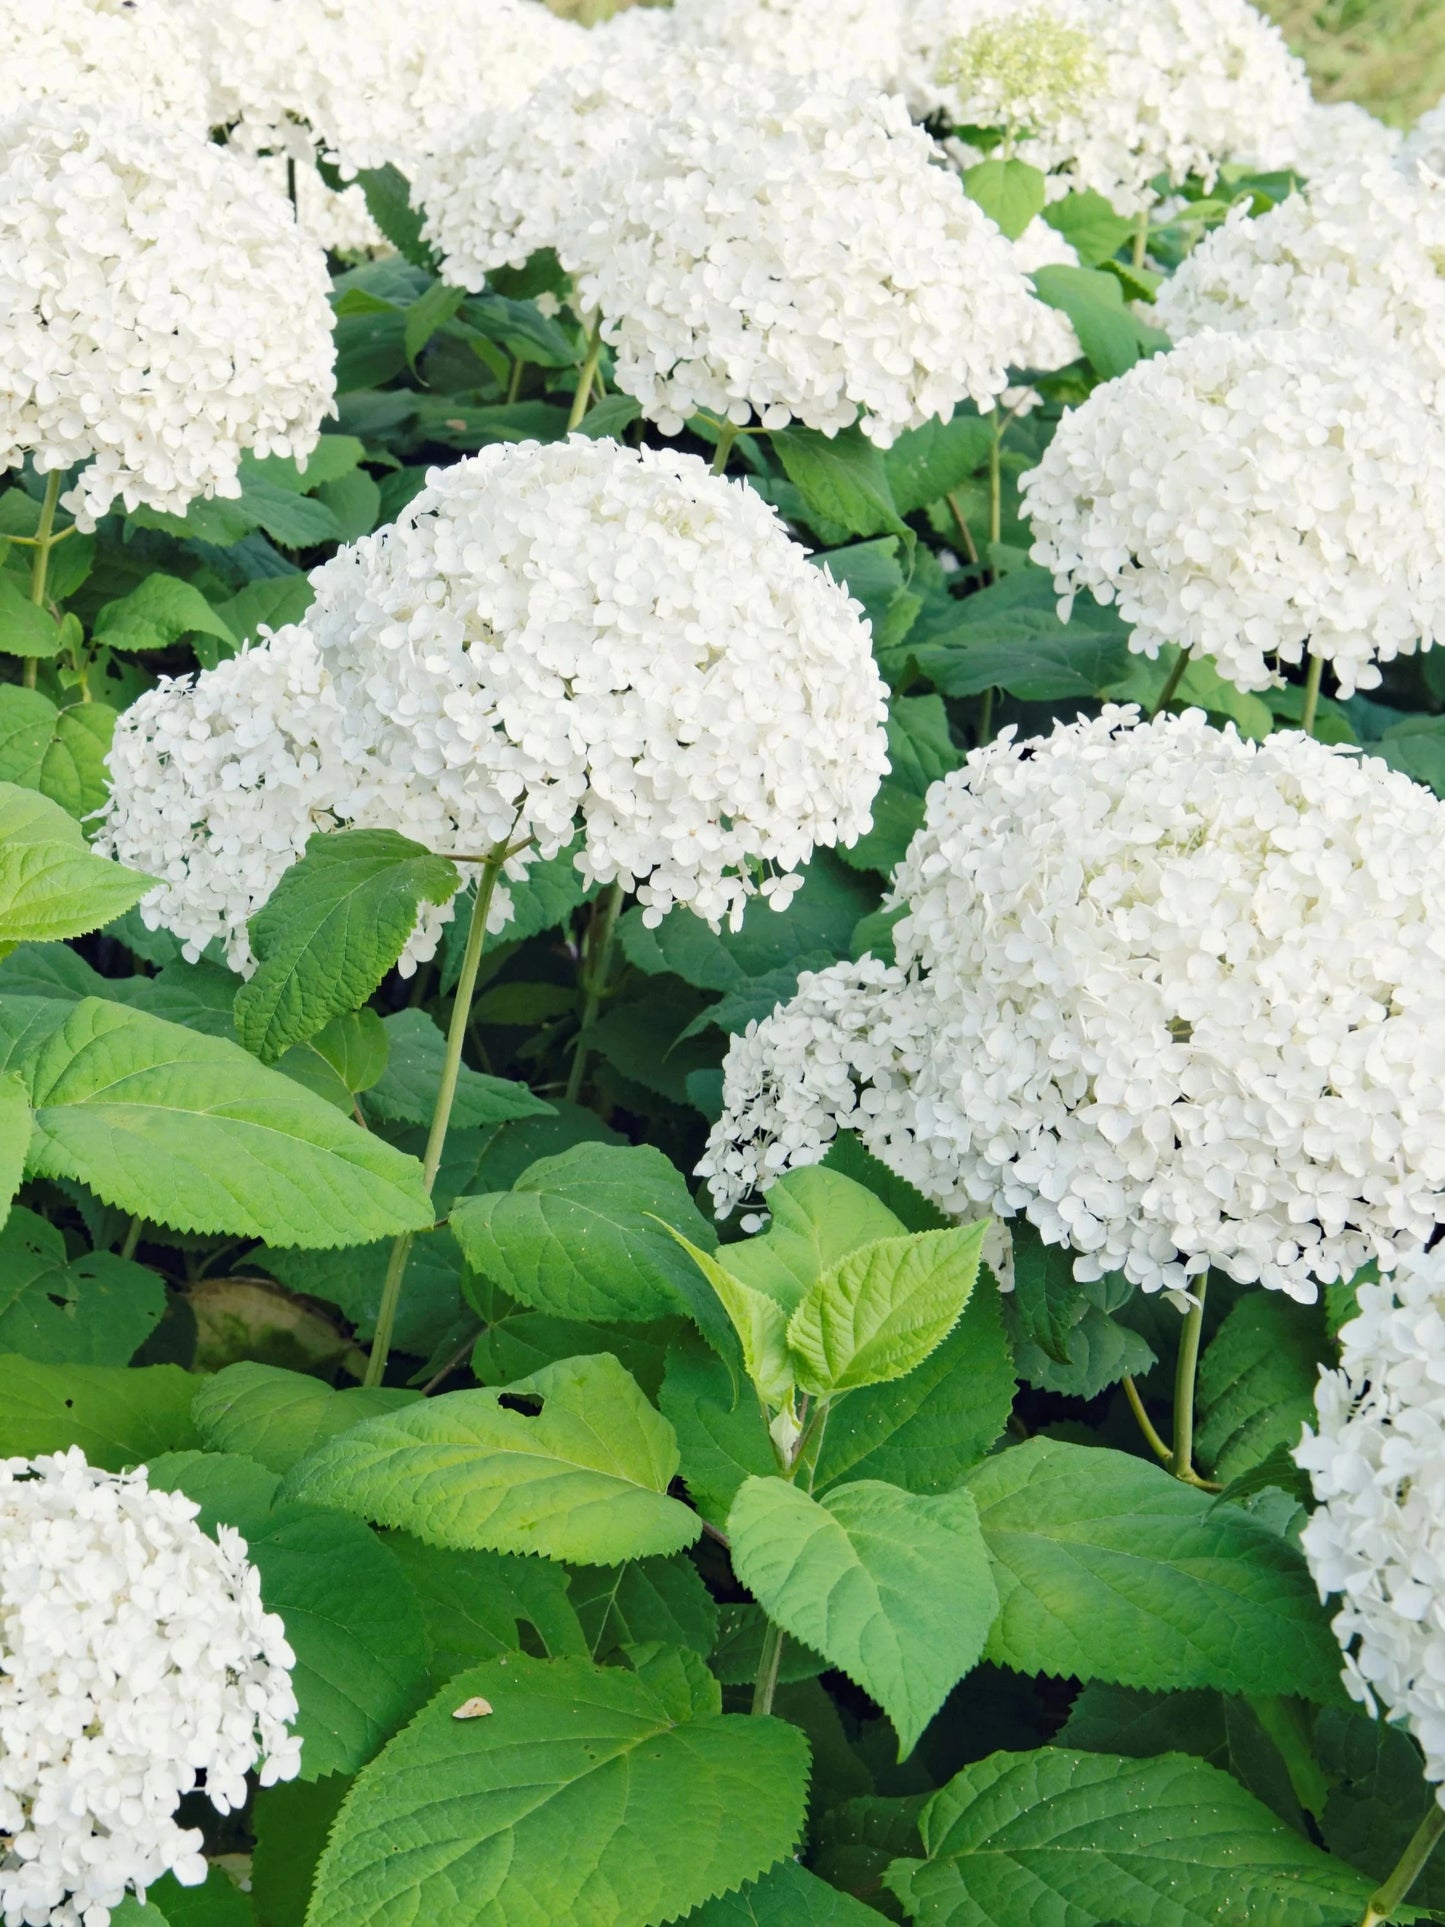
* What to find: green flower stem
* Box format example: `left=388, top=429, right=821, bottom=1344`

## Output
left=507, top=355, right=528, bottom=405
left=1301, top=653, right=1324, bottom=739
left=363, top=843, right=511, bottom=1388
left=567, top=319, right=604, bottom=433
left=1122, top=1374, right=1171, bottom=1466
left=1149, top=648, right=1190, bottom=720
left=977, top=685, right=995, bottom=748
left=23, top=469, right=62, bottom=691
left=564, top=879, right=624, bottom=1106
left=710, top=422, right=740, bottom=475
left=988, top=426, right=1004, bottom=548
left=1132, top=208, right=1150, bottom=272
left=1171, top=1272, right=1208, bottom=1485
left=1362, top=1803, right=1445, bottom=1926
left=946, top=491, right=980, bottom=569
left=119, top=1215, right=142, bottom=1263
left=751, top=1618, right=787, bottom=1717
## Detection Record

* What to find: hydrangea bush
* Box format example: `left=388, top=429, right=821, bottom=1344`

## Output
left=5, top=2, right=1445, bottom=1925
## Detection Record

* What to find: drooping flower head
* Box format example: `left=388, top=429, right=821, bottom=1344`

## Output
left=1297, top=1244, right=1445, bottom=1795
left=904, top=0, right=1314, bottom=213
left=704, top=709, right=1445, bottom=1302
left=0, top=1449, right=299, bottom=1927
left=0, top=106, right=335, bottom=530
left=1154, top=166, right=1445, bottom=405
left=0, top=0, right=211, bottom=130
left=1022, top=327, right=1445, bottom=696
left=305, top=436, right=890, bottom=928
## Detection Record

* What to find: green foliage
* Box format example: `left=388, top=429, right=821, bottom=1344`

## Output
left=772, top=427, right=909, bottom=540
left=0, top=1205, right=164, bottom=1361
left=92, top=575, right=239, bottom=655
left=887, top=1747, right=1377, bottom=1926
left=0, top=1357, right=198, bottom=1466
left=451, top=1141, right=720, bottom=1326
left=234, top=830, right=460, bottom=1061
left=0, top=686, right=116, bottom=820
left=965, top=1439, right=1343, bottom=1701
left=304, top=1653, right=811, bottom=1926
left=363, top=1008, right=552, bottom=1130
left=282, top=1352, right=700, bottom=1562
left=1195, top=1293, right=1328, bottom=1483
left=20, top=998, right=434, bottom=1245
left=729, top=1476, right=998, bottom=1756
left=960, top=158, right=1048, bottom=239
left=0, top=782, right=151, bottom=947
left=191, top=1362, right=421, bottom=1473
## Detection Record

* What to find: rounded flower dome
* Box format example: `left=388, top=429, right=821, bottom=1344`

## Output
left=1297, top=1244, right=1445, bottom=1794
left=0, top=106, right=336, bottom=530
left=1153, top=166, right=1445, bottom=401
left=305, top=436, right=890, bottom=930
left=563, top=58, right=1040, bottom=443
left=665, top=0, right=907, bottom=88
left=903, top=0, right=1313, bottom=214
left=0, top=0, right=210, bottom=130
left=1022, top=327, right=1445, bottom=696
left=705, top=709, right=1445, bottom=1301
left=0, top=1449, right=299, bottom=1927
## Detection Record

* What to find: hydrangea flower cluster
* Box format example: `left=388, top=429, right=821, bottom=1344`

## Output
left=305, top=437, right=889, bottom=928
left=421, top=50, right=1040, bottom=446
left=0, top=1449, right=299, bottom=1927
left=704, top=709, right=1445, bottom=1302
left=1022, top=327, right=1445, bottom=696
left=98, top=626, right=356, bottom=973
left=1406, top=98, right=1445, bottom=180
left=1290, top=97, right=1402, bottom=183
left=0, top=0, right=211, bottom=131
left=103, top=437, right=888, bottom=958
left=1297, top=1244, right=1445, bottom=1793
left=663, top=0, right=907, bottom=89
left=903, top=0, right=1314, bottom=213
left=0, top=106, right=335, bottom=530
left=1154, top=166, right=1445, bottom=402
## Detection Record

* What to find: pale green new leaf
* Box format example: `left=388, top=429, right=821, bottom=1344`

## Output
left=727, top=1167, right=907, bottom=1312
left=282, top=1352, right=700, bottom=1564
left=0, top=1205, right=164, bottom=1362
left=0, top=687, right=116, bottom=822
left=304, top=1653, right=811, bottom=1927
left=192, top=1362, right=421, bottom=1474
left=787, top=1222, right=989, bottom=1396
left=0, top=1069, right=27, bottom=1223
left=728, top=1476, right=999, bottom=1757
left=886, top=1747, right=1377, bottom=1926
left=452, top=1142, right=717, bottom=1327
left=669, top=1228, right=795, bottom=1406
left=22, top=998, right=434, bottom=1247
left=234, top=830, right=460, bottom=1062
left=0, top=782, right=152, bottom=946
left=964, top=1438, right=1343, bottom=1702
left=0, top=1356, right=198, bottom=1468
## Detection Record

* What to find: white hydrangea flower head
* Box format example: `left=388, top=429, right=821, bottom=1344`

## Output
left=665, top=0, right=907, bottom=89
left=1154, top=166, right=1445, bottom=405
left=203, top=0, right=587, bottom=182
left=306, top=436, right=890, bottom=930
left=1292, top=98, right=1402, bottom=184
left=0, top=106, right=336, bottom=532
left=1405, top=98, right=1445, bottom=181
left=904, top=0, right=1313, bottom=214
left=569, top=57, right=1039, bottom=443
left=1022, top=327, right=1445, bottom=697
left=225, top=123, right=385, bottom=256
left=707, top=709, right=1445, bottom=1301
left=0, top=1449, right=299, bottom=1927
left=97, top=626, right=356, bottom=974
left=1297, top=1244, right=1445, bottom=1793
left=0, top=0, right=210, bottom=130
left=415, top=25, right=685, bottom=281
left=699, top=958, right=934, bottom=1217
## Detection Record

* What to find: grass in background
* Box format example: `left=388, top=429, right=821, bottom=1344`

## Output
left=542, top=0, right=1445, bottom=131
left=1264, top=0, right=1445, bottom=122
